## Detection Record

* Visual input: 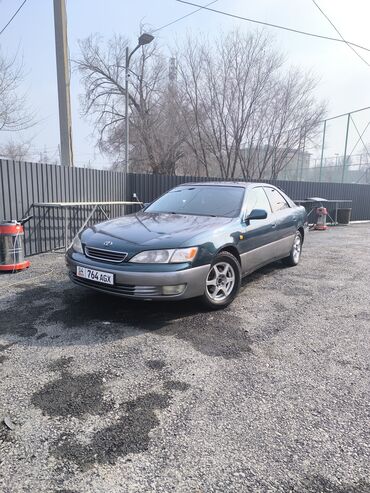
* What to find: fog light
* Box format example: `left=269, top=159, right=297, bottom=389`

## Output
left=162, top=284, right=186, bottom=295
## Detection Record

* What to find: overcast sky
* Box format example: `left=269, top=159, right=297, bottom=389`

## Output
left=0, top=0, right=369, bottom=167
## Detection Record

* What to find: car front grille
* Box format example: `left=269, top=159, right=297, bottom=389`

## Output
left=70, top=272, right=162, bottom=297
left=84, top=246, right=128, bottom=263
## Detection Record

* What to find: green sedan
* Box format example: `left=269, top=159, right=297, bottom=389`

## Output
left=66, top=182, right=307, bottom=309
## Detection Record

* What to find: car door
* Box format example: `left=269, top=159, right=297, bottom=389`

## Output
left=263, top=186, right=296, bottom=259
left=238, top=186, right=276, bottom=275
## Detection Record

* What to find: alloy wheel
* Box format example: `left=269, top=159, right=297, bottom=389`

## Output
left=206, top=262, right=236, bottom=301
left=293, top=234, right=302, bottom=262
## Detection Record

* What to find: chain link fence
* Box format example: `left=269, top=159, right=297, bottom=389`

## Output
left=277, top=106, right=370, bottom=184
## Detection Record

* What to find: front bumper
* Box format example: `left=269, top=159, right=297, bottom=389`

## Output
left=66, top=255, right=210, bottom=300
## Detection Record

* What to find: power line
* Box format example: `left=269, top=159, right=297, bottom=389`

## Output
left=120, top=2, right=218, bottom=88
left=123, top=2, right=219, bottom=90
left=0, top=0, right=28, bottom=37
left=176, top=0, right=370, bottom=53
left=153, top=0, right=218, bottom=33
left=311, top=0, right=370, bottom=68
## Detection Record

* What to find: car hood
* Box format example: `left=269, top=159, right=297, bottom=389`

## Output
left=82, top=211, right=234, bottom=248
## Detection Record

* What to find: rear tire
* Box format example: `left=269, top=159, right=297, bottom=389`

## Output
left=282, top=231, right=302, bottom=267
left=201, top=251, right=241, bottom=309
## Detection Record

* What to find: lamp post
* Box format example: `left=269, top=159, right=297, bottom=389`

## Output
left=125, top=33, right=154, bottom=174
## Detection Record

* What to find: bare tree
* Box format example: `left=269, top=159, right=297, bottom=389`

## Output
left=239, top=68, right=325, bottom=180
left=76, top=34, right=187, bottom=174
left=355, top=143, right=370, bottom=183
left=0, top=137, right=31, bottom=160
left=0, top=50, right=33, bottom=132
left=177, top=30, right=325, bottom=179
left=360, top=143, right=370, bottom=167
left=77, top=30, right=325, bottom=178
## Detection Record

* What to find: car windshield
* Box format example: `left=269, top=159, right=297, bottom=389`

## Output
left=145, top=186, right=245, bottom=218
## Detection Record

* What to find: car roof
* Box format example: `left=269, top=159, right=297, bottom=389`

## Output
left=176, top=181, right=273, bottom=189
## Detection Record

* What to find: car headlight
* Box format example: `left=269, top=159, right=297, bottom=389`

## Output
left=72, top=235, right=83, bottom=253
left=129, top=247, right=198, bottom=264
left=170, top=247, right=198, bottom=263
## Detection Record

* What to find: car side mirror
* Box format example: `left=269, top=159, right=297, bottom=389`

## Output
left=246, top=208, right=268, bottom=221
left=143, top=202, right=151, bottom=209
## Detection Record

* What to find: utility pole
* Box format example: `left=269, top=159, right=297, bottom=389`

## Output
left=53, top=0, right=73, bottom=167
left=341, top=113, right=351, bottom=183
left=318, top=120, right=326, bottom=182
left=125, top=46, right=130, bottom=174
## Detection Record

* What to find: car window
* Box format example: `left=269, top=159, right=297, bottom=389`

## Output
left=264, top=187, right=290, bottom=213
left=145, top=186, right=245, bottom=218
left=245, top=187, right=271, bottom=217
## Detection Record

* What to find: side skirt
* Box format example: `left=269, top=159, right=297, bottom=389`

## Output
left=240, top=235, right=295, bottom=276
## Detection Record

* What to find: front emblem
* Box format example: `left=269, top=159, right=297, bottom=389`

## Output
left=103, top=240, right=113, bottom=247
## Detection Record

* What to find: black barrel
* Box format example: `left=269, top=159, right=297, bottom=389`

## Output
left=337, top=208, right=352, bottom=225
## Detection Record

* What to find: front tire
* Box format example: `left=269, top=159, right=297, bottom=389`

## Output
left=282, top=231, right=302, bottom=267
left=201, top=251, right=241, bottom=309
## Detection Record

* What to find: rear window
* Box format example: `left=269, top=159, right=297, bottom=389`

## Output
left=264, top=187, right=290, bottom=213
left=145, top=186, right=245, bottom=218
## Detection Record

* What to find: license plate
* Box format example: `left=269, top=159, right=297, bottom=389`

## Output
left=76, top=266, right=114, bottom=285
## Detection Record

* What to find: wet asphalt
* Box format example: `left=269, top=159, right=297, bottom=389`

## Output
left=0, top=224, right=369, bottom=492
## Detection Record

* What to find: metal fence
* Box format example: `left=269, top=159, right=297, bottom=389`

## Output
left=1, top=159, right=370, bottom=257
left=284, top=106, right=370, bottom=184
left=127, top=173, right=370, bottom=222
left=0, top=159, right=126, bottom=255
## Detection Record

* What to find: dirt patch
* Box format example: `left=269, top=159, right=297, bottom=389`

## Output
left=48, top=356, right=74, bottom=373
left=164, top=380, right=190, bottom=391
left=163, top=311, right=253, bottom=359
left=31, top=371, right=111, bottom=418
left=52, top=383, right=189, bottom=469
left=31, top=357, right=111, bottom=418
left=1, top=275, right=254, bottom=359
left=0, top=286, right=53, bottom=338
left=48, top=288, right=252, bottom=359
left=145, top=359, right=167, bottom=370
left=47, top=288, right=176, bottom=331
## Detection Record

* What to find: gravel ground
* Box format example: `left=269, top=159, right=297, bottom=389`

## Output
left=0, top=224, right=369, bottom=493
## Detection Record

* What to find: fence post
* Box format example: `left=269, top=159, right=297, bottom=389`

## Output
left=319, top=120, right=326, bottom=182
left=296, top=129, right=302, bottom=180
left=342, top=113, right=351, bottom=183
left=300, top=129, right=306, bottom=181
left=125, top=172, right=131, bottom=207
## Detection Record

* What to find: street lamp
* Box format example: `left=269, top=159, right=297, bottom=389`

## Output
left=125, top=33, right=155, bottom=174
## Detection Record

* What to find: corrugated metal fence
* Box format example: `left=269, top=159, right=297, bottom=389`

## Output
left=0, top=160, right=125, bottom=255
left=127, top=173, right=370, bottom=221
left=1, top=159, right=370, bottom=257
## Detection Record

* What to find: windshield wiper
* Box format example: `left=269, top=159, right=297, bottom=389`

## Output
left=170, top=211, right=217, bottom=217
left=153, top=210, right=218, bottom=217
